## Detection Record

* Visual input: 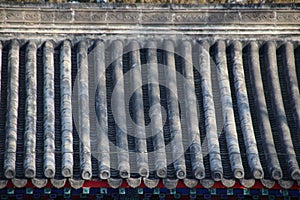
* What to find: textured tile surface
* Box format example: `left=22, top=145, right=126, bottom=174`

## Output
left=0, top=38, right=299, bottom=189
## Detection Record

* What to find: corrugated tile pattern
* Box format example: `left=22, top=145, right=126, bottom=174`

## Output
left=0, top=39, right=299, bottom=189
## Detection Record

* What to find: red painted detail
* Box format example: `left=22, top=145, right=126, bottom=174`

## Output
left=4, top=179, right=300, bottom=190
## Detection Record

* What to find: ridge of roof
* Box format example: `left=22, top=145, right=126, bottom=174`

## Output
left=1, top=7, right=300, bottom=37
left=0, top=2, right=300, bottom=9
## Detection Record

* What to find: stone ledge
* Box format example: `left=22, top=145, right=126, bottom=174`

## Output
left=0, top=6, right=300, bottom=25
left=0, top=4, right=300, bottom=36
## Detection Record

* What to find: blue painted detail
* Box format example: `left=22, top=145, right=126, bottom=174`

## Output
left=7, top=188, right=14, bottom=195
left=160, top=188, right=168, bottom=194
left=71, top=189, right=81, bottom=195
left=53, top=188, right=63, bottom=195
left=250, top=189, right=261, bottom=195
left=177, top=188, right=189, bottom=195
left=234, top=189, right=243, bottom=195
left=138, top=188, right=143, bottom=195
left=153, top=188, right=160, bottom=195
left=82, top=187, right=90, bottom=195
left=144, top=193, right=152, bottom=198
left=282, top=190, right=289, bottom=196
left=96, top=194, right=104, bottom=198
left=90, top=188, right=98, bottom=195
left=284, top=196, right=290, bottom=200
left=210, top=188, right=216, bottom=195
left=170, top=189, right=176, bottom=195
left=261, top=189, right=268, bottom=195
left=289, top=190, right=298, bottom=197
left=197, top=188, right=209, bottom=195
left=80, top=193, right=87, bottom=199
left=143, top=188, right=151, bottom=194
left=50, top=194, right=56, bottom=199
left=217, top=188, right=226, bottom=195
left=268, top=190, right=281, bottom=196
left=64, top=188, right=71, bottom=195
left=119, top=188, right=125, bottom=195
left=159, top=193, right=165, bottom=199
left=111, top=193, right=119, bottom=198
left=243, top=188, right=250, bottom=195
left=26, top=188, right=33, bottom=195
left=100, top=188, right=107, bottom=194
left=190, top=188, right=196, bottom=195
left=44, top=188, right=51, bottom=194
left=227, top=188, right=233, bottom=195
left=2, top=187, right=300, bottom=198
left=190, top=194, right=196, bottom=199
left=0, top=195, right=8, bottom=200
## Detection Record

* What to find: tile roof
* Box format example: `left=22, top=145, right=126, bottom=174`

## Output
left=0, top=38, right=300, bottom=190
left=0, top=4, right=300, bottom=191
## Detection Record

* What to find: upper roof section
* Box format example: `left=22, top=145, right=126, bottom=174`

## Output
left=0, top=3, right=300, bottom=38
left=1, top=0, right=300, bottom=4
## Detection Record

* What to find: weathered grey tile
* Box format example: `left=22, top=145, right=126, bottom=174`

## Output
left=231, top=41, right=263, bottom=180
left=180, top=40, right=204, bottom=180
left=264, top=41, right=300, bottom=181
left=60, top=40, right=74, bottom=178
left=145, top=41, right=167, bottom=179
left=282, top=43, right=300, bottom=162
left=77, top=41, right=92, bottom=180
left=129, top=40, right=149, bottom=178
left=24, top=41, right=37, bottom=179
left=214, top=40, right=244, bottom=179
left=111, top=40, right=130, bottom=178
left=4, top=39, right=19, bottom=179
left=163, top=40, right=186, bottom=180
left=0, top=36, right=299, bottom=189
left=43, top=41, right=56, bottom=179
left=247, top=41, right=282, bottom=180
left=94, top=40, right=110, bottom=180
left=198, top=40, right=223, bottom=181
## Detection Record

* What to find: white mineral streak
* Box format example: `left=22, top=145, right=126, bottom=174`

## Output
left=265, top=41, right=300, bottom=180
left=4, top=39, right=19, bottom=179
left=248, top=41, right=282, bottom=180
left=24, top=41, right=37, bottom=178
left=94, top=40, right=110, bottom=180
left=60, top=40, right=74, bottom=178
left=163, top=40, right=186, bottom=179
left=181, top=40, right=205, bottom=179
left=43, top=41, right=56, bottom=178
left=231, top=41, right=264, bottom=179
left=111, top=40, right=130, bottom=178
left=129, top=41, right=149, bottom=177
left=77, top=41, right=92, bottom=180
left=146, top=41, right=167, bottom=178
left=215, top=41, right=244, bottom=179
left=198, top=41, right=223, bottom=181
